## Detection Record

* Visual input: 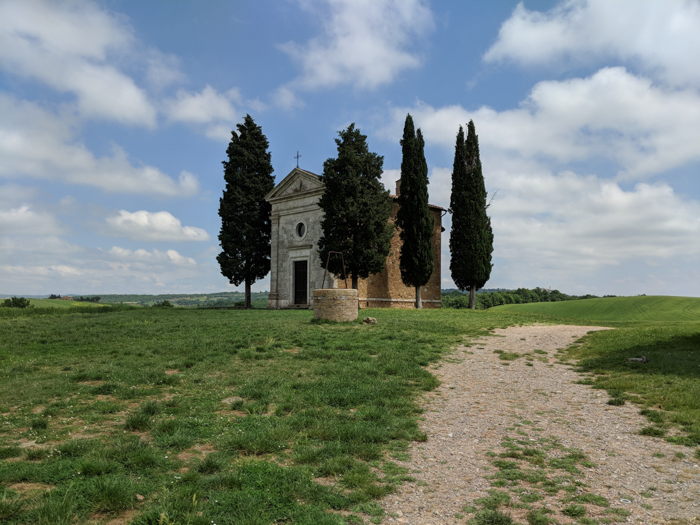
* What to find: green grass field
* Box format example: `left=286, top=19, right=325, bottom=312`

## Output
left=26, top=299, right=109, bottom=309
left=495, top=295, right=700, bottom=323
left=0, top=305, right=540, bottom=524
left=0, top=298, right=698, bottom=524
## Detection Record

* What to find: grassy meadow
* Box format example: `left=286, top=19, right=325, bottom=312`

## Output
left=25, top=299, right=110, bottom=309
left=495, top=295, right=700, bottom=323
left=0, top=304, right=541, bottom=524
left=0, top=296, right=698, bottom=524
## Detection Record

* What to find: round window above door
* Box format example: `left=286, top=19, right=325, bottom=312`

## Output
left=295, top=221, right=306, bottom=239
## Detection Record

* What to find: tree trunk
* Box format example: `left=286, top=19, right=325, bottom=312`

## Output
left=469, top=286, right=476, bottom=310
left=245, top=281, right=251, bottom=309
left=415, top=286, right=422, bottom=309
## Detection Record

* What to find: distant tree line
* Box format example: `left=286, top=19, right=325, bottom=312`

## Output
left=49, top=294, right=101, bottom=302
left=442, top=287, right=600, bottom=310
left=75, top=296, right=101, bottom=303
left=150, top=300, right=174, bottom=308
left=2, top=297, right=33, bottom=308
left=69, top=292, right=269, bottom=307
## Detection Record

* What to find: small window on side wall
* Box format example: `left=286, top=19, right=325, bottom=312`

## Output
left=295, top=222, right=306, bottom=239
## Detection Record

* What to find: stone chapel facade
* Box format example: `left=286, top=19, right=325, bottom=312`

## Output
left=265, top=167, right=444, bottom=309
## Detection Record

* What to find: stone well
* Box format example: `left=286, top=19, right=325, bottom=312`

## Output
left=313, top=289, right=358, bottom=322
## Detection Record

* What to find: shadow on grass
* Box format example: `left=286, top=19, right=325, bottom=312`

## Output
left=571, top=326, right=700, bottom=445
left=575, top=331, right=700, bottom=379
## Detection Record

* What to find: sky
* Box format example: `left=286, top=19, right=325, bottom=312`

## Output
left=1, top=0, right=699, bottom=298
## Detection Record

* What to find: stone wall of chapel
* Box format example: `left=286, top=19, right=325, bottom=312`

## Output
left=267, top=168, right=443, bottom=309
left=269, top=191, right=334, bottom=309
left=337, top=204, right=442, bottom=309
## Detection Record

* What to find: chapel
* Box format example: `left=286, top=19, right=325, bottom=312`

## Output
left=265, top=167, right=444, bottom=309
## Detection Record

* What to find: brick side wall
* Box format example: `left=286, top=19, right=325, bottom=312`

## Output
left=339, top=203, right=442, bottom=309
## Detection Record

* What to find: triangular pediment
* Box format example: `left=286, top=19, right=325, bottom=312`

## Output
left=265, top=167, right=323, bottom=201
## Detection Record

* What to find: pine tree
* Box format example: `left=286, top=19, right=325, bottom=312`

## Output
left=318, top=124, right=394, bottom=289
left=396, top=114, right=433, bottom=309
left=217, top=114, right=275, bottom=309
left=449, top=120, right=493, bottom=309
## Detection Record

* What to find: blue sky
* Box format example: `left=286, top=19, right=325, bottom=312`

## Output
left=1, top=0, right=699, bottom=297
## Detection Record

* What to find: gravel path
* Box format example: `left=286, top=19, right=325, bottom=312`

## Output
left=380, top=324, right=700, bottom=524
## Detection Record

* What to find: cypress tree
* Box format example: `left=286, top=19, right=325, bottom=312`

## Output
left=318, top=124, right=394, bottom=289
left=449, top=120, right=493, bottom=309
left=396, top=114, right=433, bottom=309
left=217, top=114, right=275, bottom=309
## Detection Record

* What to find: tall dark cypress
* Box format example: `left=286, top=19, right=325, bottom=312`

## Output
left=396, top=114, right=433, bottom=309
left=318, top=124, right=394, bottom=289
left=449, top=120, right=493, bottom=309
left=217, top=114, right=275, bottom=309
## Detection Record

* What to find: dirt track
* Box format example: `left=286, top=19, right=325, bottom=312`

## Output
left=380, top=325, right=700, bottom=524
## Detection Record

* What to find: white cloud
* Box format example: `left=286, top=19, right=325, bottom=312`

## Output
left=0, top=205, right=66, bottom=236
left=0, top=242, right=204, bottom=294
left=105, top=210, right=209, bottom=242
left=0, top=94, right=199, bottom=196
left=0, top=264, right=84, bottom=278
left=379, top=169, right=401, bottom=194
left=145, top=50, right=186, bottom=91
left=489, top=169, right=700, bottom=270
left=0, top=260, right=211, bottom=293
left=426, top=167, right=452, bottom=211
left=382, top=76, right=700, bottom=293
left=484, top=0, right=700, bottom=88
left=56, top=195, right=81, bottom=216
left=59, top=196, right=77, bottom=207
left=428, top=160, right=700, bottom=292
left=278, top=0, right=434, bottom=98
left=246, top=97, right=268, bottom=114
left=49, top=265, right=84, bottom=276
left=164, top=86, right=258, bottom=141
left=165, top=85, right=237, bottom=124
left=381, top=68, right=700, bottom=179
left=0, top=236, right=82, bottom=259
left=203, top=124, right=234, bottom=142
left=272, top=85, right=305, bottom=111
left=0, top=0, right=157, bottom=126
left=108, top=246, right=197, bottom=267
left=0, top=184, right=37, bottom=208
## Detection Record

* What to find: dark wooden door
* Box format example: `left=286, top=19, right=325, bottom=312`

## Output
left=294, top=260, right=307, bottom=304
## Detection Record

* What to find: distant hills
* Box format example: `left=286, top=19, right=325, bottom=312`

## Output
left=441, top=288, right=512, bottom=294
left=1, top=292, right=270, bottom=308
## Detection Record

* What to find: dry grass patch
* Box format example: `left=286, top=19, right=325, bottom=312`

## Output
left=8, top=482, right=55, bottom=495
